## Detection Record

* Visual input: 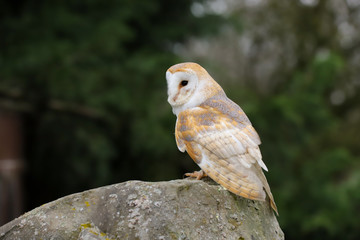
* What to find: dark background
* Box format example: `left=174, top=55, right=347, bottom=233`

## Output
left=1, top=0, right=360, bottom=239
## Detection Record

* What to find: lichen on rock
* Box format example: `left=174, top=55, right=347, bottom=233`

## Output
left=0, top=179, right=284, bottom=240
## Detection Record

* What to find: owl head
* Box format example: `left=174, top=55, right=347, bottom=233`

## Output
left=166, top=62, right=223, bottom=115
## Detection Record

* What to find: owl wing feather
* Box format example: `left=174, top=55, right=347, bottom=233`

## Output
left=176, top=102, right=278, bottom=214
left=175, top=119, right=186, bottom=152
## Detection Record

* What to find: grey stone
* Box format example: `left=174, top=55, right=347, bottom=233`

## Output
left=0, top=179, right=284, bottom=240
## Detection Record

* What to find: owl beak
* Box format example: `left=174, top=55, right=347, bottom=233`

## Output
left=167, top=93, right=179, bottom=106
left=167, top=96, right=174, bottom=105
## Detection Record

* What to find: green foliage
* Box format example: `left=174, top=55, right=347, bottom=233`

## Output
left=226, top=45, right=359, bottom=239
left=0, top=0, right=223, bottom=207
left=230, top=51, right=360, bottom=240
left=1, top=1, right=360, bottom=240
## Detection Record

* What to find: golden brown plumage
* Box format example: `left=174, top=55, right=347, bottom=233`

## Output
left=166, top=62, right=278, bottom=215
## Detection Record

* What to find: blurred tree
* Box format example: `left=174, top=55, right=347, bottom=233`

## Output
left=0, top=0, right=224, bottom=212
left=179, top=0, right=360, bottom=239
left=1, top=0, right=360, bottom=239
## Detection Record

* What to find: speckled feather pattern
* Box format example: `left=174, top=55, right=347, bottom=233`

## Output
left=176, top=102, right=265, bottom=198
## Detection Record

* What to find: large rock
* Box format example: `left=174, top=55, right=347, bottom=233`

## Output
left=0, top=179, right=284, bottom=240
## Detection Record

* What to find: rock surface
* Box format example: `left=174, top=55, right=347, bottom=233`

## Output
left=0, top=179, right=284, bottom=240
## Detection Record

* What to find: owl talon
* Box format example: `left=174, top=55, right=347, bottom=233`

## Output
left=184, top=170, right=207, bottom=180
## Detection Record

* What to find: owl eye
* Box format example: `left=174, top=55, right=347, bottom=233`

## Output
left=180, top=80, right=188, bottom=87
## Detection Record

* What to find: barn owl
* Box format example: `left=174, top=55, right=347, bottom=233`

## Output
left=166, top=62, right=278, bottom=215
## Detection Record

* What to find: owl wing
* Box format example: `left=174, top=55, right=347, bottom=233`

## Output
left=175, top=119, right=186, bottom=152
left=175, top=105, right=274, bottom=205
left=176, top=105, right=268, bottom=171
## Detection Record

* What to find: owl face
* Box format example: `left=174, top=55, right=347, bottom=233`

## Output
left=166, top=62, right=223, bottom=116
left=166, top=69, right=198, bottom=107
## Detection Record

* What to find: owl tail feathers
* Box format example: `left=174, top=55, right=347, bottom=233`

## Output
left=268, top=195, right=279, bottom=216
left=261, top=177, right=278, bottom=215
left=262, top=178, right=278, bottom=216
left=256, top=166, right=279, bottom=216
